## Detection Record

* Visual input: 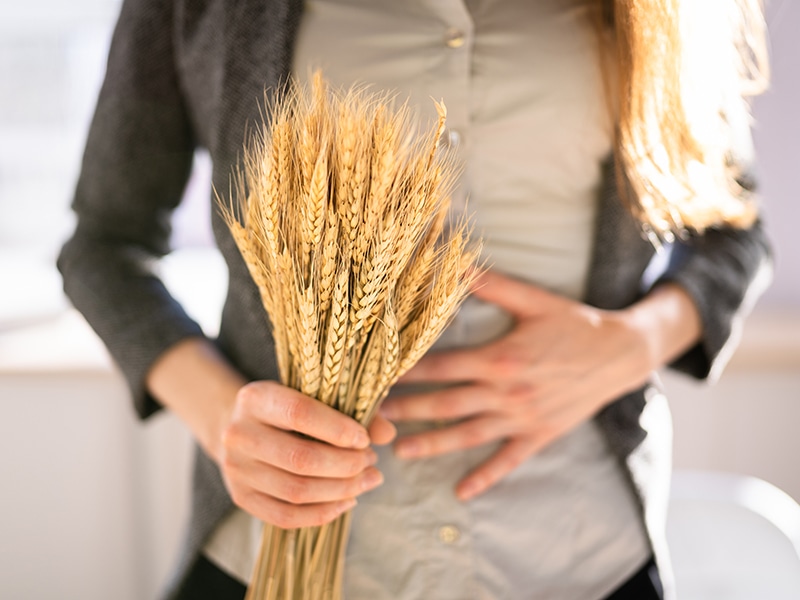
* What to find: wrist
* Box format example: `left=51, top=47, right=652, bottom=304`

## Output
left=614, top=305, right=660, bottom=375
left=146, top=337, right=247, bottom=463
left=194, top=364, right=243, bottom=464
left=621, top=283, right=703, bottom=371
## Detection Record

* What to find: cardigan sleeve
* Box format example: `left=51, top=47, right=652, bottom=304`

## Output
left=656, top=217, right=773, bottom=381
left=57, top=0, right=205, bottom=419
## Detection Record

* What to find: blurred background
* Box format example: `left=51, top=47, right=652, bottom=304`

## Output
left=0, top=1, right=797, bottom=598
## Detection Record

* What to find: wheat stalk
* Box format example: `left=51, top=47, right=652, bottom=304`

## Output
left=221, top=71, right=481, bottom=600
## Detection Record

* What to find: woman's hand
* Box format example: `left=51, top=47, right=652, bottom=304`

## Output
left=380, top=270, right=701, bottom=501
left=218, top=381, right=396, bottom=529
left=146, top=337, right=396, bottom=530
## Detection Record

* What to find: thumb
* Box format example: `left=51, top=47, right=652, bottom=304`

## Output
left=470, top=270, right=562, bottom=317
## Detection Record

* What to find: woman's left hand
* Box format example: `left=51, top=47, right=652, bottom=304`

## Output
left=380, top=270, right=698, bottom=501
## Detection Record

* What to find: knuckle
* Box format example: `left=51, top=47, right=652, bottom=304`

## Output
left=219, top=450, right=237, bottom=475
left=270, top=505, right=296, bottom=529
left=323, top=504, right=346, bottom=524
left=490, top=350, right=525, bottom=377
left=236, top=382, right=261, bottom=411
left=521, top=399, right=542, bottom=421
left=282, top=477, right=312, bottom=504
left=333, top=455, right=361, bottom=479
left=437, top=391, right=463, bottom=417
left=273, top=504, right=332, bottom=529
left=461, top=423, right=489, bottom=448
left=498, top=451, right=523, bottom=473
left=336, top=458, right=358, bottom=478
left=351, top=451, right=372, bottom=476
left=507, top=382, right=535, bottom=406
left=220, top=421, right=241, bottom=449
left=536, top=423, right=559, bottom=444
left=330, top=422, right=352, bottom=448
left=220, top=423, right=248, bottom=462
left=521, top=410, right=540, bottom=430
left=228, top=486, right=249, bottom=511
left=285, top=443, right=316, bottom=474
left=282, top=396, right=310, bottom=429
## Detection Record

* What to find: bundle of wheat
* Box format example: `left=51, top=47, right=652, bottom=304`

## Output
left=222, top=72, right=480, bottom=600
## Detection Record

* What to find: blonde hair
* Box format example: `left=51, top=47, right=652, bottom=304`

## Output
left=603, top=0, right=769, bottom=237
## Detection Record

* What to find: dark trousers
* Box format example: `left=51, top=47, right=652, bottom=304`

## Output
left=602, top=557, right=664, bottom=600
left=175, top=554, right=663, bottom=600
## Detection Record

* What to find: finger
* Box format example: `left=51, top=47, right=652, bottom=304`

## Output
left=455, top=437, right=544, bottom=501
left=238, top=381, right=370, bottom=449
left=233, top=461, right=384, bottom=506
left=471, top=270, right=562, bottom=318
left=393, top=416, right=506, bottom=459
left=380, top=384, right=491, bottom=422
left=367, top=413, right=397, bottom=445
left=239, top=491, right=357, bottom=529
left=225, top=422, right=378, bottom=478
left=398, top=349, right=490, bottom=384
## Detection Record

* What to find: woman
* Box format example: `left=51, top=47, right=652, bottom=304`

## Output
left=58, top=0, right=771, bottom=598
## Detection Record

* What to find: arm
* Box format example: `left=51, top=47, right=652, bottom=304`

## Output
left=58, top=0, right=391, bottom=528
left=146, top=337, right=393, bottom=528
left=57, top=0, right=200, bottom=418
left=381, top=97, right=771, bottom=500
left=657, top=219, right=773, bottom=381
left=381, top=271, right=703, bottom=500
left=624, top=281, right=703, bottom=373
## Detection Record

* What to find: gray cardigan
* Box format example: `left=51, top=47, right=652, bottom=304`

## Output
left=57, top=0, right=772, bottom=597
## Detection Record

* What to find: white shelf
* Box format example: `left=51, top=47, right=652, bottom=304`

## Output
left=727, top=311, right=800, bottom=372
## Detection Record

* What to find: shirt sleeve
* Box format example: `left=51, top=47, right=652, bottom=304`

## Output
left=57, top=0, right=205, bottom=419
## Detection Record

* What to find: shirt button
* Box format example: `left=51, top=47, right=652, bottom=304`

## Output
left=438, top=524, right=461, bottom=544
left=444, top=28, right=466, bottom=49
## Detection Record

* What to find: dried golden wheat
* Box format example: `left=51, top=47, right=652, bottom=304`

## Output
left=222, top=71, right=481, bottom=600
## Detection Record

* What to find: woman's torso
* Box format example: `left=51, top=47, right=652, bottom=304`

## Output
left=204, top=1, right=651, bottom=598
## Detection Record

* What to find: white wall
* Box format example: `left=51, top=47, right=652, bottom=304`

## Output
left=753, top=0, right=800, bottom=307
left=0, top=373, right=192, bottom=600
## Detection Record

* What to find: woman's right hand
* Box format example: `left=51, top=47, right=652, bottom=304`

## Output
left=146, top=338, right=392, bottom=529
left=217, top=380, right=393, bottom=529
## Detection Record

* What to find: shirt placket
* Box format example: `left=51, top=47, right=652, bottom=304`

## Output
left=418, top=2, right=478, bottom=598
left=427, top=0, right=472, bottom=212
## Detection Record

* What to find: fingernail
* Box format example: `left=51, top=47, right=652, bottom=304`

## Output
left=395, top=440, right=420, bottom=459
left=362, top=468, right=384, bottom=491
left=457, top=481, right=479, bottom=501
left=352, top=429, right=370, bottom=449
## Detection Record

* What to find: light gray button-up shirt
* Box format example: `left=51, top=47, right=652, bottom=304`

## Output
left=204, top=0, right=652, bottom=597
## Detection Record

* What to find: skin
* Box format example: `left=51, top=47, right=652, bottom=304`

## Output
left=146, top=338, right=397, bottom=529
left=146, top=269, right=701, bottom=528
left=382, top=270, right=702, bottom=501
